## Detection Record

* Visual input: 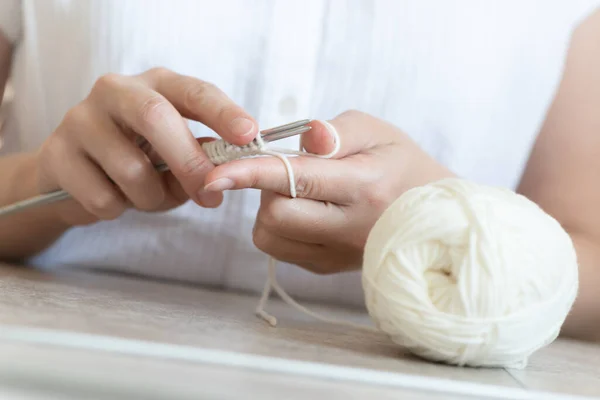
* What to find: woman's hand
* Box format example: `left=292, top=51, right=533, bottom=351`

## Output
left=36, top=67, right=258, bottom=226
left=203, top=110, right=455, bottom=274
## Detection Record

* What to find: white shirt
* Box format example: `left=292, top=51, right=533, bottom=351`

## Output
left=1, top=0, right=597, bottom=306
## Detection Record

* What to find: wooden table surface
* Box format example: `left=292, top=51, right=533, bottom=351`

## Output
left=0, top=263, right=598, bottom=399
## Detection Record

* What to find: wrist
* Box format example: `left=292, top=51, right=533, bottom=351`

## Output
left=9, top=151, right=71, bottom=229
left=0, top=151, right=71, bottom=261
left=397, top=143, right=457, bottom=195
left=12, top=151, right=42, bottom=200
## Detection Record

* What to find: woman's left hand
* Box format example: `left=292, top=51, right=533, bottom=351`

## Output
left=203, top=110, right=454, bottom=274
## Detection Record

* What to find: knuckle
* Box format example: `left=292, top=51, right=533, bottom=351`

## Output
left=289, top=158, right=327, bottom=199
left=61, top=105, right=90, bottom=131
left=37, top=137, right=68, bottom=190
left=184, top=80, right=217, bottom=109
left=87, top=191, right=124, bottom=219
left=119, top=158, right=154, bottom=185
left=259, top=209, right=280, bottom=231
left=136, top=95, right=170, bottom=128
left=178, top=152, right=212, bottom=178
left=252, top=225, right=271, bottom=252
left=216, top=104, right=240, bottom=123
left=294, top=169, right=322, bottom=199
left=146, top=66, right=170, bottom=79
left=93, top=73, right=123, bottom=93
left=43, top=133, right=70, bottom=162
left=359, top=177, right=394, bottom=209
left=294, top=176, right=314, bottom=198
left=258, top=199, right=287, bottom=231
left=337, top=109, right=364, bottom=120
left=352, top=164, right=386, bottom=203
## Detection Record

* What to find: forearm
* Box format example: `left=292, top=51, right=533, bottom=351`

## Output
left=561, top=232, right=600, bottom=341
left=516, top=9, right=600, bottom=342
left=0, top=31, right=12, bottom=100
left=0, top=152, right=69, bottom=262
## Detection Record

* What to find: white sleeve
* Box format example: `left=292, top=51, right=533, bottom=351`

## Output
left=0, top=0, right=22, bottom=43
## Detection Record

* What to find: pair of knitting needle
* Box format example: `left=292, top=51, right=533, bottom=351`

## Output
left=0, top=119, right=311, bottom=218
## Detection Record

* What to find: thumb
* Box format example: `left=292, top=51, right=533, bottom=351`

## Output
left=302, top=110, right=402, bottom=159
left=300, top=120, right=339, bottom=156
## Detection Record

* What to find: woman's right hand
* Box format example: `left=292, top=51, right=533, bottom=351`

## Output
left=35, top=67, right=258, bottom=226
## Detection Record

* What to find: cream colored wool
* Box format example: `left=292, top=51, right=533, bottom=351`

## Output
left=204, top=129, right=579, bottom=369
left=362, top=178, right=579, bottom=368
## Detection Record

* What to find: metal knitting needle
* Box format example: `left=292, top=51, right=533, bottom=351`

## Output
left=260, top=119, right=310, bottom=136
left=152, top=121, right=311, bottom=173
left=0, top=120, right=312, bottom=218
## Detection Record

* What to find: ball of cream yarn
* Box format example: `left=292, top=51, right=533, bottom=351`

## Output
left=362, top=178, right=578, bottom=368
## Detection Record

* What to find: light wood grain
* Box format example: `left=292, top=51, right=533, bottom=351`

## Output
left=0, top=265, right=517, bottom=386
left=0, top=264, right=598, bottom=399
left=507, top=338, right=600, bottom=398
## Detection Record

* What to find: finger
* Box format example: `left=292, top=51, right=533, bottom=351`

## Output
left=53, top=149, right=127, bottom=220
left=252, top=223, right=354, bottom=275
left=252, top=222, right=324, bottom=269
left=72, top=108, right=166, bottom=211
left=299, top=120, right=339, bottom=156
left=137, top=136, right=217, bottom=167
left=132, top=136, right=216, bottom=210
left=55, top=200, right=103, bottom=226
left=117, top=136, right=218, bottom=210
left=155, top=137, right=220, bottom=208
left=203, top=154, right=359, bottom=203
left=318, top=110, right=403, bottom=158
left=256, top=191, right=347, bottom=244
left=91, top=74, right=220, bottom=207
left=160, top=172, right=190, bottom=208
left=149, top=138, right=217, bottom=209
left=203, top=112, right=401, bottom=202
left=141, top=68, right=258, bottom=145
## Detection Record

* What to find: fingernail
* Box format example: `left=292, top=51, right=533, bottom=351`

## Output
left=229, top=118, right=255, bottom=137
left=319, top=120, right=340, bottom=156
left=322, top=120, right=338, bottom=140
left=197, top=190, right=222, bottom=208
left=204, top=178, right=234, bottom=192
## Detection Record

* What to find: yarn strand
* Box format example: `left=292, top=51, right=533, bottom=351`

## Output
left=262, top=256, right=376, bottom=331
left=255, top=261, right=277, bottom=327
left=229, top=123, right=375, bottom=332
left=203, top=123, right=373, bottom=331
